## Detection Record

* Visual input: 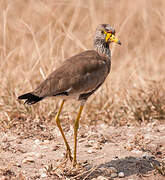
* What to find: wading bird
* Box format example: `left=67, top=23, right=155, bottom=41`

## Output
left=18, top=24, right=121, bottom=167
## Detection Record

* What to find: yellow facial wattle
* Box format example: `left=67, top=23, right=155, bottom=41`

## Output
left=105, top=32, right=112, bottom=42
left=110, top=34, right=120, bottom=43
left=103, top=30, right=121, bottom=45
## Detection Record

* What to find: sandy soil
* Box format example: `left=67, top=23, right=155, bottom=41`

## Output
left=0, top=120, right=165, bottom=180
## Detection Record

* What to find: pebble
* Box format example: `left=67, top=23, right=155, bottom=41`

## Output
left=99, top=167, right=106, bottom=171
left=22, top=157, right=35, bottom=164
left=39, top=168, right=47, bottom=178
left=16, top=163, right=21, bottom=168
left=118, top=172, right=125, bottom=178
left=109, top=166, right=118, bottom=173
left=142, top=154, right=154, bottom=160
left=93, top=143, right=102, bottom=150
left=22, top=151, right=42, bottom=164
left=34, top=139, right=40, bottom=144
left=85, top=164, right=92, bottom=170
left=40, top=172, right=47, bottom=178
left=97, top=176, right=109, bottom=180
left=99, top=166, right=118, bottom=176
left=43, top=140, right=49, bottom=144
left=131, top=149, right=142, bottom=154
left=36, top=153, right=44, bottom=159
left=111, top=172, right=118, bottom=178
left=87, top=149, right=95, bottom=153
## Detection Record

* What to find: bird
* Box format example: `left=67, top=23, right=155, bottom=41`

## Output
left=18, top=24, right=121, bottom=167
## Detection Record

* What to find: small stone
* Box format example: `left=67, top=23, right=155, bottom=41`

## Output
left=131, top=149, right=142, bottom=154
left=34, top=139, right=40, bottom=144
left=99, top=167, right=106, bottom=172
left=97, top=176, right=108, bottom=180
left=43, top=140, right=49, bottom=144
left=16, top=146, right=27, bottom=153
left=118, top=172, right=125, bottom=178
left=99, top=166, right=117, bottom=176
left=40, top=172, right=47, bottom=178
left=142, top=154, right=154, bottom=160
left=16, top=139, right=22, bottom=144
left=16, top=163, right=21, bottom=168
left=125, top=143, right=133, bottom=151
left=85, top=164, right=92, bottom=170
left=111, top=173, right=118, bottom=178
left=39, top=169, right=47, bottom=178
left=94, top=143, right=102, bottom=150
left=108, top=166, right=118, bottom=173
left=87, top=149, right=95, bottom=154
left=98, top=134, right=107, bottom=143
left=22, top=157, right=35, bottom=164
left=36, top=153, right=44, bottom=159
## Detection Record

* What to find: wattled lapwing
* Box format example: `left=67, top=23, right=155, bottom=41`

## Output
left=18, top=24, right=121, bottom=167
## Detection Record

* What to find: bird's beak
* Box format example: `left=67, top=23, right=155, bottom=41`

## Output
left=106, top=33, right=121, bottom=45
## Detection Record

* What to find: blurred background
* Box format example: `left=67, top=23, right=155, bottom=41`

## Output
left=0, top=0, right=165, bottom=130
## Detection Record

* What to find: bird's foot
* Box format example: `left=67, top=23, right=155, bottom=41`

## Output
left=65, top=149, right=73, bottom=162
left=63, top=162, right=85, bottom=177
left=53, top=150, right=87, bottom=177
left=55, top=149, right=73, bottom=170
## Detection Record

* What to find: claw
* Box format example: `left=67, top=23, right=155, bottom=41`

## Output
left=65, top=149, right=73, bottom=162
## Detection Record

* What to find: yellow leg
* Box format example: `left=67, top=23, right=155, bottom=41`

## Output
left=55, top=100, right=72, bottom=161
left=73, top=105, right=84, bottom=167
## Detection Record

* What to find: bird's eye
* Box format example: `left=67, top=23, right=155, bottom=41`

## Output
left=101, top=30, right=104, bottom=34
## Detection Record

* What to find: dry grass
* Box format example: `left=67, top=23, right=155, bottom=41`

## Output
left=0, top=0, right=165, bottom=130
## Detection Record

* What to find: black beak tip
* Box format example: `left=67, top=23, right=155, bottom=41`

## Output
left=118, top=40, right=121, bottom=45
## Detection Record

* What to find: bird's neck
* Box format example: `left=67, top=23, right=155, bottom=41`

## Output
left=94, top=39, right=111, bottom=58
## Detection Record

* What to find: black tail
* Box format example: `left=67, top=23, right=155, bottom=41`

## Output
left=18, top=93, right=43, bottom=105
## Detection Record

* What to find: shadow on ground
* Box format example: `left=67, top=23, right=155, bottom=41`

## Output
left=72, top=156, right=160, bottom=179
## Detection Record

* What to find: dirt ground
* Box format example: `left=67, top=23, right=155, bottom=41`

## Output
left=0, top=119, right=165, bottom=180
left=0, top=0, right=165, bottom=179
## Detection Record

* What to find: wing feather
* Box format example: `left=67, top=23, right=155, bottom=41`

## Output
left=33, top=50, right=110, bottom=98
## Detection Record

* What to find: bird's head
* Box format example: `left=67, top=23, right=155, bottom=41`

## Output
left=95, top=24, right=121, bottom=45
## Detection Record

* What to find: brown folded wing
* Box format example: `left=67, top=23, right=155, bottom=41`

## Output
left=33, top=50, right=110, bottom=99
